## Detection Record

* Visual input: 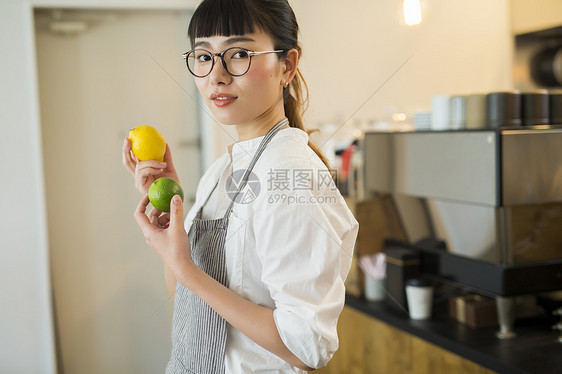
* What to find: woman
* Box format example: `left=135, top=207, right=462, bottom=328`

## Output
left=122, top=0, right=358, bottom=372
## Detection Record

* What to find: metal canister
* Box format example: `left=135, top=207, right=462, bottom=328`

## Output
left=486, top=91, right=522, bottom=128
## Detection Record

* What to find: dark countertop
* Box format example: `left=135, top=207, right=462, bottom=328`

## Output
left=345, top=294, right=562, bottom=374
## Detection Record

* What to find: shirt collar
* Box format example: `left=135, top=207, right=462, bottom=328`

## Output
left=226, top=127, right=309, bottom=162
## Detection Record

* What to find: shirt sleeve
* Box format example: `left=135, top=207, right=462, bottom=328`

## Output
left=252, top=161, right=359, bottom=369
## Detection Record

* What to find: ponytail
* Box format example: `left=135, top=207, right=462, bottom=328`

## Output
left=284, top=67, right=332, bottom=174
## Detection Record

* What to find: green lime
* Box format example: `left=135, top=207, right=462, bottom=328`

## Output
left=148, top=177, right=184, bottom=212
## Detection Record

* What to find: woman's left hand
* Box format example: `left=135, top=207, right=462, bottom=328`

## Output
left=134, top=194, right=195, bottom=281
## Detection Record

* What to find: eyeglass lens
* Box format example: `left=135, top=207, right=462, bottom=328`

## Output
left=186, top=48, right=251, bottom=77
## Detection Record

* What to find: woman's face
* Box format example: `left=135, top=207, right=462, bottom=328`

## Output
left=192, top=30, right=289, bottom=126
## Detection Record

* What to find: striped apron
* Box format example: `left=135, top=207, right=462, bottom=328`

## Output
left=166, top=118, right=289, bottom=374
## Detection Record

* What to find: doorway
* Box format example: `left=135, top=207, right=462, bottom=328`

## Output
left=35, top=8, right=199, bottom=373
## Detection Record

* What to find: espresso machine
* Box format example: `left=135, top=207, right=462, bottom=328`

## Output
left=363, top=126, right=562, bottom=338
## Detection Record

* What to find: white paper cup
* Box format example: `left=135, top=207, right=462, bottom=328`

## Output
left=449, top=95, right=467, bottom=129
left=431, top=95, right=450, bottom=130
left=365, top=276, right=385, bottom=301
left=405, top=279, right=433, bottom=320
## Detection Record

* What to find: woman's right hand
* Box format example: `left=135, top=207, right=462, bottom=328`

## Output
left=122, top=138, right=180, bottom=195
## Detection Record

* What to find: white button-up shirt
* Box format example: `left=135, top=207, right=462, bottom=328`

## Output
left=184, top=127, right=358, bottom=373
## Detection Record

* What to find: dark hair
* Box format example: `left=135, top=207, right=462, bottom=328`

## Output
left=188, top=0, right=331, bottom=171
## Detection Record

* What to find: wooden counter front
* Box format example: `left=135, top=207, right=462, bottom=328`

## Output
left=317, top=306, right=496, bottom=374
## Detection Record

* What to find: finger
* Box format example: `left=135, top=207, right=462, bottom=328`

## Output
left=149, top=215, right=158, bottom=226
left=135, top=166, right=164, bottom=185
left=158, top=214, right=171, bottom=228
left=148, top=207, right=161, bottom=225
left=136, top=160, right=167, bottom=173
left=134, top=195, right=152, bottom=233
left=148, top=206, right=162, bottom=217
left=169, top=195, right=184, bottom=230
left=122, top=138, right=136, bottom=174
left=135, top=172, right=148, bottom=193
left=135, top=176, right=147, bottom=194
left=164, top=144, right=175, bottom=170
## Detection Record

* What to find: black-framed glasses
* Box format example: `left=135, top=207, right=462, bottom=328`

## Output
left=182, top=47, right=286, bottom=78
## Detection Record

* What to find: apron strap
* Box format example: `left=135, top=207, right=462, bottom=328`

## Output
left=223, top=118, right=289, bottom=219
left=197, top=178, right=219, bottom=218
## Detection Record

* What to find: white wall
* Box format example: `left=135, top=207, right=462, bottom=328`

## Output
left=0, top=2, right=56, bottom=373
left=291, top=0, right=513, bottom=134
left=511, top=0, right=562, bottom=34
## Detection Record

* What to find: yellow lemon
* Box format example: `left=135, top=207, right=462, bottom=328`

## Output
left=128, top=125, right=166, bottom=162
left=148, top=177, right=184, bottom=213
